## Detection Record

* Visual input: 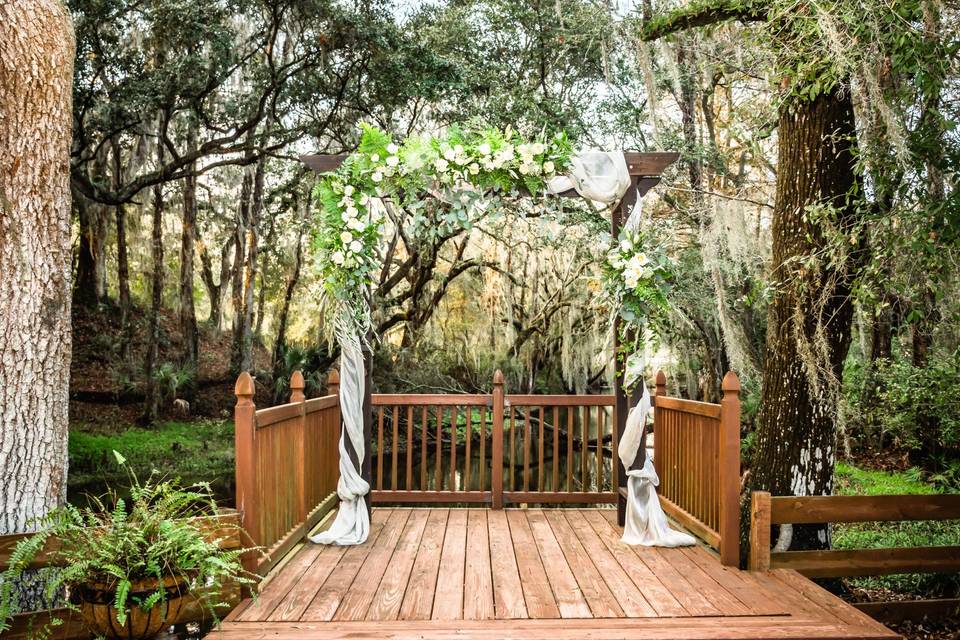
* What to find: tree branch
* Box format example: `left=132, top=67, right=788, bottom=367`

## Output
left=639, top=0, right=767, bottom=42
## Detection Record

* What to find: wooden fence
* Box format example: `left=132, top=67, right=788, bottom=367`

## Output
left=369, top=371, right=618, bottom=507
left=649, top=371, right=741, bottom=566
left=234, top=370, right=340, bottom=578
left=0, top=513, right=242, bottom=640
left=748, top=491, right=960, bottom=622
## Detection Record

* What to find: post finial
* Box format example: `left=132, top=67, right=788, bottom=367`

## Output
left=290, top=370, right=306, bottom=403
left=235, top=371, right=255, bottom=403
left=722, top=370, right=740, bottom=394
left=655, top=370, right=667, bottom=386
left=493, top=369, right=504, bottom=385
left=326, top=368, right=340, bottom=397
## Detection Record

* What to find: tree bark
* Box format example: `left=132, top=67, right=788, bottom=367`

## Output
left=230, top=156, right=253, bottom=374
left=143, top=124, right=166, bottom=424
left=74, top=197, right=108, bottom=305
left=0, top=0, right=75, bottom=535
left=113, top=136, right=132, bottom=361
left=748, top=89, right=861, bottom=550
left=198, top=229, right=232, bottom=331
left=272, top=207, right=306, bottom=373
left=179, top=123, right=199, bottom=398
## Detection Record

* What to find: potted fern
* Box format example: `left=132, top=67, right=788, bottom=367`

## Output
left=0, top=452, right=256, bottom=639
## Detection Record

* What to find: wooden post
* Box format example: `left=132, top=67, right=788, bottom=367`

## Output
left=491, top=370, right=505, bottom=509
left=234, top=372, right=259, bottom=585
left=327, top=369, right=341, bottom=499
left=719, top=371, right=741, bottom=567
left=327, top=368, right=340, bottom=397
left=653, top=370, right=666, bottom=500
left=749, top=491, right=772, bottom=571
left=290, top=371, right=307, bottom=523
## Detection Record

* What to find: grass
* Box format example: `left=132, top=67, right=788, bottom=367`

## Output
left=68, top=419, right=235, bottom=505
left=833, top=462, right=960, bottom=597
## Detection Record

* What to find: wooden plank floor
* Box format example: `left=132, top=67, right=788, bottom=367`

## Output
left=209, top=508, right=899, bottom=639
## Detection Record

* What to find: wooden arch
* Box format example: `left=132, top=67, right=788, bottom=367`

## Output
left=301, top=150, right=678, bottom=524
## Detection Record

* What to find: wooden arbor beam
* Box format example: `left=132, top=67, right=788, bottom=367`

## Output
left=300, top=151, right=678, bottom=522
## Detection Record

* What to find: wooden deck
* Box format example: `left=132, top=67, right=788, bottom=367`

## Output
left=209, top=508, right=898, bottom=639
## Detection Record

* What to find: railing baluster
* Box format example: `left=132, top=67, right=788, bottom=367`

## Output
left=464, top=405, right=472, bottom=491
left=596, top=406, right=603, bottom=492
left=552, top=406, right=559, bottom=492
left=435, top=406, right=443, bottom=491
left=391, top=405, right=399, bottom=490
left=421, top=406, right=428, bottom=490
left=450, top=405, right=458, bottom=491
left=479, top=406, right=487, bottom=491
left=509, top=406, right=516, bottom=491
left=523, top=407, right=531, bottom=492
left=406, top=406, right=414, bottom=491
left=377, top=407, right=384, bottom=491
left=580, top=405, right=588, bottom=491
left=537, top=406, right=544, bottom=492
left=566, top=407, right=573, bottom=492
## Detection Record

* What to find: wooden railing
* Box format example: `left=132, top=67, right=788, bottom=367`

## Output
left=0, top=512, right=242, bottom=640
left=650, top=370, right=741, bottom=566
left=370, top=371, right=618, bottom=507
left=234, top=370, right=340, bottom=577
left=748, top=491, right=960, bottom=622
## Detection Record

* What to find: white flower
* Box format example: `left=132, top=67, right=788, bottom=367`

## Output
left=331, top=251, right=345, bottom=265
left=620, top=239, right=632, bottom=251
left=635, top=252, right=650, bottom=267
left=345, top=205, right=359, bottom=218
left=371, top=170, right=383, bottom=183
left=370, top=153, right=380, bottom=163
left=344, top=184, right=355, bottom=196
left=483, top=160, right=495, bottom=171
left=386, top=155, right=399, bottom=167
left=434, top=158, right=449, bottom=172
left=624, top=272, right=640, bottom=289
left=341, top=211, right=351, bottom=222
left=531, top=142, right=546, bottom=155
left=459, top=192, right=471, bottom=205
left=518, top=163, right=531, bottom=175
left=469, top=162, right=480, bottom=175
left=350, top=240, right=363, bottom=253
left=454, top=144, right=464, bottom=155
left=477, top=143, right=491, bottom=156
left=341, top=231, right=355, bottom=245
left=348, top=218, right=365, bottom=232
left=543, top=160, right=555, bottom=174
left=443, top=148, right=456, bottom=161
left=386, top=143, right=399, bottom=154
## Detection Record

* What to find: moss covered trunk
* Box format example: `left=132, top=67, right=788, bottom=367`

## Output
left=748, top=89, right=860, bottom=551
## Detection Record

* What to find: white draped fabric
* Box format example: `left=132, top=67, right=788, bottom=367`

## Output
left=617, top=357, right=696, bottom=547
left=309, top=312, right=370, bottom=546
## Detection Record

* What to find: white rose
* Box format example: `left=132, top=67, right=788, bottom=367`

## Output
left=370, top=153, right=380, bottom=163
left=443, top=148, right=456, bottom=161
left=454, top=144, right=464, bottom=155
left=469, top=162, right=480, bottom=175
left=518, top=163, right=531, bottom=175
left=371, top=170, right=383, bottom=183
left=625, top=273, right=639, bottom=289
left=386, top=143, right=399, bottom=154
left=532, top=142, right=546, bottom=155
left=331, top=251, right=344, bottom=265
left=350, top=240, right=363, bottom=253
left=620, top=239, right=632, bottom=251
left=386, top=155, right=399, bottom=167
left=344, top=184, right=355, bottom=196
left=340, top=231, right=353, bottom=244
left=483, top=160, right=495, bottom=171
left=477, top=143, right=491, bottom=156
left=543, top=161, right=555, bottom=173
left=345, top=205, right=359, bottom=218
left=348, top=218, right=365, bottom=231
left=636, top=253, right=650, bottom=266
left=434, top=158, right=449, bottom=172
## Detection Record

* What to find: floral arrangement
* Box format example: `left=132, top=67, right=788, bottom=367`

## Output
left=602, top=228, right=675, bottom=360
left=312, top=122, right=573, bottom=338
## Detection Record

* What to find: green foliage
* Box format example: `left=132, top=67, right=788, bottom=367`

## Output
left=847, top=350, right=960, bottom=488
left=833, top=463, right=960, bottom=596
left=0, top=456, right=256, bottom=636
left=69, top=421, right=234, bottom=502
left=151, top=362, right=195, bottom=402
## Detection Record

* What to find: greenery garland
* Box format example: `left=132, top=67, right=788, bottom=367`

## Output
left=312, top=122, right=573, bottom=337
left=311, top=122, right=674, bottom=370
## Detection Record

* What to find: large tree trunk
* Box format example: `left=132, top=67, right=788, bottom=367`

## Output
left=230, top=160, right=253, bottom=374
left=748, top=89, right=861, bottom=551
left=143, top=129, right=165, bottom=424
left=272, top=205, right=306, bottom=373
left=179, top=124, right=199, bottom=398
left=0, top=0, right=75, bottom=536
left=74, top=197, right=109, bottom=305
left=198, top=229, right=233, bottom=331
left=113, top=136, right=132, bottom=361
